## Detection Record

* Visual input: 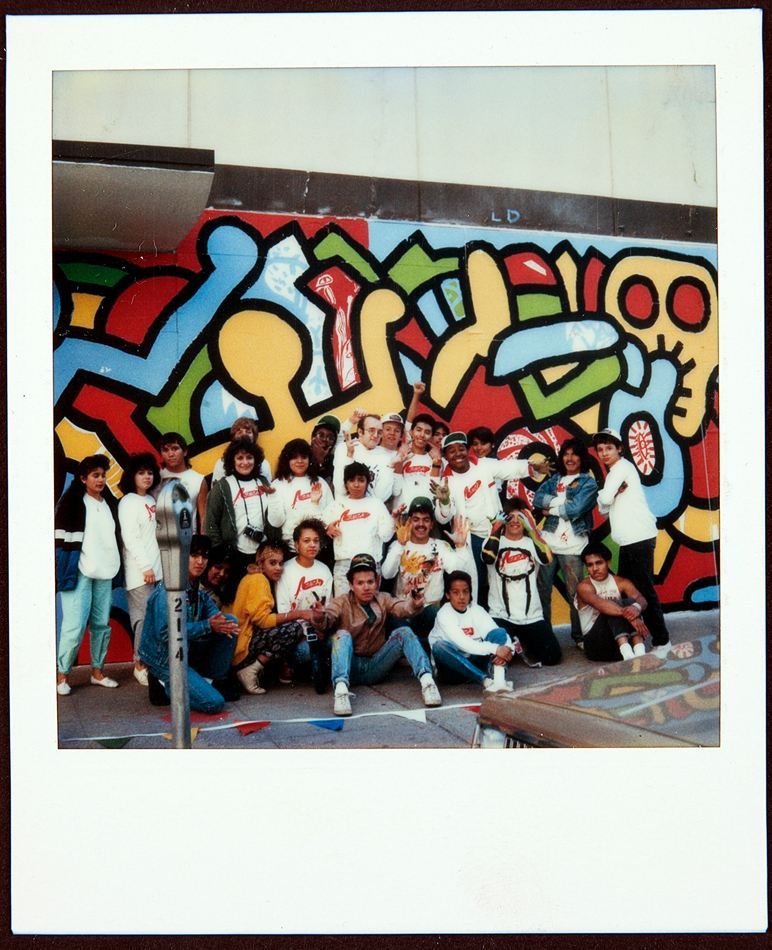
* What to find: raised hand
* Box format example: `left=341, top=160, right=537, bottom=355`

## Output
left=310, top=481, right=324, bottom=505
left=343, top=430, right=356, bottom=459
left=326, top=519, right=342, bottom=538
left=445, top=515, right=471, bottom=548
left=395, top=514, right=411, bottom=545
left=430, top=477, right=450, bottom=506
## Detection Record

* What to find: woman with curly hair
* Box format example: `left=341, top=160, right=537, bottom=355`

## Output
left=268, top=438, right=332, bottom=553
left=204, top=438, right=274, bottom=589
left=532, top=437, right=599, bottom=647
left=118, top=452, right=163, bottom=686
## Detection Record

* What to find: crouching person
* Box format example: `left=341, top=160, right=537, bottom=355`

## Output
left=575, top=543, right=650, bottom=661
left=429, top=571, right=514, bottom=693
left=139, top=534, right=240, bottom=713
left=230, top=541, right=311, bottom=695
left=310, top=553, right=442, bottom=716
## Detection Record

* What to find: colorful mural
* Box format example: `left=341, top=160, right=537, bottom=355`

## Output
left=54, top=209, right=719, bottom=662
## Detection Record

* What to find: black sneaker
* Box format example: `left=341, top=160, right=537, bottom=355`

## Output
left=147, top=671, right=170, bottom=706
left=212, top=679, right=241, bottom=702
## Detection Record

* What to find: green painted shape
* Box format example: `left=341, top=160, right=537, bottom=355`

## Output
left=146, top=346, right=212, bottom=443
left=586, top=669, right=685, bottom=700
left=441, top=278, right=466, bottom=319
left=59, top=262, right=126, bottom=288
left=95, top=736, right=133, bottom=749
left=518, top=355, right=621, bottom=421
left=388, top=245, right=459, bottom=295
left=313, top=233, right=379, bottom=283
left=516, top=292, right=563, bottom=322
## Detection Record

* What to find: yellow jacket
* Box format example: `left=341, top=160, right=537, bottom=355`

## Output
left=231, top=573, right=278, bottom=667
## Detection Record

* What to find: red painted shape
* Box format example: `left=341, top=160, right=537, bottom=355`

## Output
left=625, top=282, right=655, bottom=322
left=306, top=266, right=362, bottom=389
left=105, top=275, right=188, bottom=344
left=72, top=385, right=160, bottom=460
left=447, top=366, right=521, bottom=433
left=582, top=256, right=606, bottom=312
left=395, top=317, right=433, bottom=359
left=656, top=545, right=718, bottom=606
left=461, top=705, right=481, bottom=713
left=77, top=617, right=133, bottom=665
left=235, top=721, right=272, bottom=736
left=160, top=710, right=234, bottom=724
left=689, top=421, right=719, bottom=501
left=503, top=251, right=557, bottom=287
left=671, top=282, right=706, bottom=326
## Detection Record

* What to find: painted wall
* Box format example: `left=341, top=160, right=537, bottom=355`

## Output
left=52, top=66, right=717, bottom=206
left=54, top=209, right=719, bottom=662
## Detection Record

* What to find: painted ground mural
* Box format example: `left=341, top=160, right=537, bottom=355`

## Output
left=54, top=210, right=719, bottom=662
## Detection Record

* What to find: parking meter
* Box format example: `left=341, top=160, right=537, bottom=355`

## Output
left=155, top=479, right=194, bottom=749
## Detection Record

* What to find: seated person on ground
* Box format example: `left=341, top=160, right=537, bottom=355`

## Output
left=380, top=496, right=473, bottom=652
left=274, top=518, right=333, bottom=684
left=310, top=553, right=442, bottom=716
left=482, top=498, right=562, bottom=667
left=139, top=534, right=240, bottom=714
left=230, top=541, right=314, bottom=695
left=200, top=545, right=232, bottom=611
left=575, top=542, right=650, bottom=661
left=429, top=571, right=514, bottom=693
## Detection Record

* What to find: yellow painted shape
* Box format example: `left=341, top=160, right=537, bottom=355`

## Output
left=540, top=362, right=579, bottom=385
left=550, top=592, right=571, bottom=626
left=673, top=504, right=720, bottom=544
left=163, top=727, right=200, bottom=742
left=554, top=250, right=579, bottom=312
left=650, top=704, right=666, bottom=725
left=70, top=292, right=103, bottom=330
left=55, top=418, right=123, bottom=497
left=602, top=254, right=718, bottom=439
left=654, top=530, right=673, bottom=575
left=217, top=291, right=406, bottom=471
left=569, top=403, right=601, bottom=436
left=190, top=443, right=229, bottom=478
left=429, top=249, right=511, bottom=410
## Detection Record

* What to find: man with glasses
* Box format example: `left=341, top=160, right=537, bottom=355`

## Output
left=332, top=413, right=396, bottom=503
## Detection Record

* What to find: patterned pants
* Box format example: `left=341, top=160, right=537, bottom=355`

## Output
left=232, top=620, right=306, bottom=671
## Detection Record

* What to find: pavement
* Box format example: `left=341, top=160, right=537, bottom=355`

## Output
left=57, top=608, right=719, bottom=750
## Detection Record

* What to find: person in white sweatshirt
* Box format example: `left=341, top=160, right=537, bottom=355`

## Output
left=118, top=452, right=163, bottom=686
left=268, top=438, right=332, bottom=552
left=429, top=571, right=514, bottom=692
left=593, top=428, right=671, bottom=652
left=322, top=461, right=394, bottom=596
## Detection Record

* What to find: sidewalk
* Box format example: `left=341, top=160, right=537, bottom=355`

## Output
left=56, top=609, right=719, bottom=749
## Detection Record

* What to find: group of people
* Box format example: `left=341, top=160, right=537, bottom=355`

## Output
left=54, top=380, right=672, bottom=717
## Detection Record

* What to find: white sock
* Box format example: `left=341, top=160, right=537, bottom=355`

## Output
left=619, top=642, right=634, bottom=660
left=335, top=681, right=349, bottom=695
left=420, top=673, right=435, bottom=688
left=204, top=677, right=213, bottom=684
left=633, top=642, right=646, bottom=657
left=492, top=665, right=507, bottom=687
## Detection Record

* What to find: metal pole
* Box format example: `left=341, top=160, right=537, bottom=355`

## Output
left=166, top=586, right=191, bottom=749
left=155, top=479, right=194, bottom=750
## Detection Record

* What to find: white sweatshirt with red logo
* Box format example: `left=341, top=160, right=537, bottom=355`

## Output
left=321, top=495, right=394, bottom=562
left=429, top=601, right=510, bottom=656
left=275, top=557, right=333, bottom=612
left=436, top=457, right=531, bottom=537
left=268, top=475, right=332, bottom=549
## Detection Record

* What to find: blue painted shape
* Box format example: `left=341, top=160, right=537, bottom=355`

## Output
left=692, top=585, right=719, bottom=604
left=54, top=281, right=61, bottom=330
left=623, top=341, right=646, bottom=389
left=607, top=358, right=684, bottom=518
left=308, top=719, right=344, bottom=731
left=416, top=288, right=449, bottom=337
left=199, top=381, right=258, bottom=437
left=493, top=319, right=619, bottom=377
left=54, top=223, right=262, bottom=402
left=398, top=352, right=423, bottom=387
left=241, top=232, right=332, bottom=403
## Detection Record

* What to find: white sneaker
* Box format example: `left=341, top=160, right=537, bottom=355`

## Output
left=632, top=642, right=646, bottom=657
left=650, top=641, right=673, bottom=659
left=333, top=686, right=353, bottom=716
left=134, top=666, right=149, bottom=686
left=56, top=679, right=71, bottom=696
left=90, top=674, right=118, bottom=688
left=422, top=680, right=442, bottom=707
left=482, top=677, right=514, bottom=693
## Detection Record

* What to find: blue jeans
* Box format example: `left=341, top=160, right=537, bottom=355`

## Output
left=536, top=553, right=584, bottom=643
left=331, top=627, right=432, bottom=688
left=150, top=625, right=238, bottom=715
left=387, top=604, right=440, bottom=657
left=431, top=628, right=509, bottom=685
left=470, top=534, right=489, bottom=610
left=57, top=572, right=113, bottom=674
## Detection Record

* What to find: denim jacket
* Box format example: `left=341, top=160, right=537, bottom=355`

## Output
left=532, top=472, right=598, bottom=539
left=139, top=580, right=222, bottom=675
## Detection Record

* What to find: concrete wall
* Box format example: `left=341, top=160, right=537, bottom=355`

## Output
left=53, top=66, right=716, bottom=206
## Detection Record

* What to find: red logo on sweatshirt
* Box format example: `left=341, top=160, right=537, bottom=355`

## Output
left=501, top=549, right=528, bottom=566
left=145, top=503, right=156, bottom=520
left=292, top=489, right=312, bottom=508
left=294, top=576, right=325, bottom=599
left=462, top=627, right=475, bottom=637
left=341, top=509, right=370, bottom=522
left=464, top=480, right=481, bottom=500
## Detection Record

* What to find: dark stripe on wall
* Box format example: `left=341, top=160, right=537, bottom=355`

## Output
left=209, top=164, right=717, bottom=244
left=53, top=140, right=215, bottom=174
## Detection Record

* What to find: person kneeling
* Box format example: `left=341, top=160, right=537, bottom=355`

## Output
left=310, top=553, right=442, bottom=716
left=429, top=571, right=514, bottom=693
left=575, top=543, right=649, bottom=661
left=139, top=535, right=240, bottom=714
